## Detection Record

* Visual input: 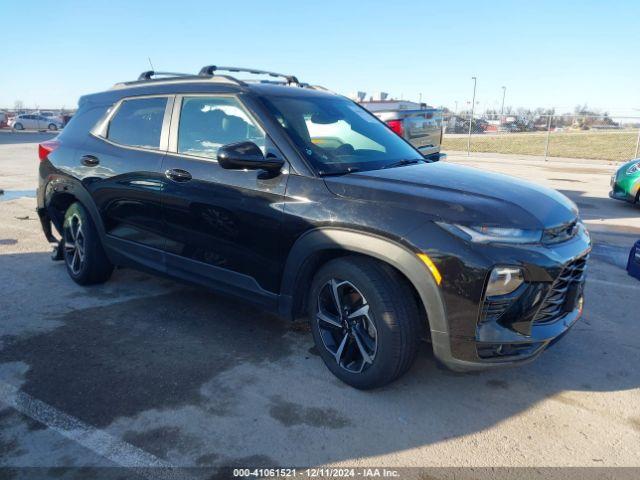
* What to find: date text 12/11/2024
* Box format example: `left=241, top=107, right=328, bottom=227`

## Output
left=232, top=468, right=401, bottom=478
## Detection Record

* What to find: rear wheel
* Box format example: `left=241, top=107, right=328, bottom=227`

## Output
left=62, top=202, right=113, bottom=285
left=48, top=123, right=57, bottom=131
left=308, top=256, right=421, bottom=389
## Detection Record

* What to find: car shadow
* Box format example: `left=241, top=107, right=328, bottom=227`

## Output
left=0, top=250, right=638, bottom=471
left=558, top=188, right=639, bottom=224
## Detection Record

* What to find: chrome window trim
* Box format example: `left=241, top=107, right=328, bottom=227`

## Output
left=90, top=94, right=175, bottom=152
left=168, top=93, right=270, bottom=163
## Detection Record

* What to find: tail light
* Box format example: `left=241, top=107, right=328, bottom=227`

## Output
left=386, top=119, right=404, bottom=137
left=440, top=126, right=444, bottom=145
left=38, top=139, right=60, bottom=162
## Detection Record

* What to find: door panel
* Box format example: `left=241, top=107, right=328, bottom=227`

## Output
left=162, top=158, right=287, bottom=294
left=75, top=96, right=172, bottom=270
left=80, top=134, right=167, bottom=250
left=161, top=95, right=287, bottom=296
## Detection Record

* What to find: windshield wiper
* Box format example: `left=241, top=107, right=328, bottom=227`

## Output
left=319, top=167, right=360, bottom=176
left=382, top=159, right=424, bottom=169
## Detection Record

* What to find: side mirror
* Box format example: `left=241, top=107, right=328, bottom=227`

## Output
left=217, top=141, right=284, bottom=172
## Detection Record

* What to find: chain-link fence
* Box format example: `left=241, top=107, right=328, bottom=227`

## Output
left=442, top=114, right=640, bottom=162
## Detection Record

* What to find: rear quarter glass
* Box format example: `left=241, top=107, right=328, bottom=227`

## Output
left=57, top=103, right=111, bottom=143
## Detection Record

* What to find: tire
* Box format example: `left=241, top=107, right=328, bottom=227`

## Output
left=48, top=123, right=57, bottom=131
left=13, top=123, right=23, bottom=130
left=308, top=256, right=421, bottom=389
left=62, top=202, right=114, bottom=285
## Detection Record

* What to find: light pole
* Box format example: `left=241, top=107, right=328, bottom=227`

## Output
left=467, top=76, right=477, bottom=156
left=500, top=86, right=506, bottom=123
left=633, top=109, right=640, bottom=158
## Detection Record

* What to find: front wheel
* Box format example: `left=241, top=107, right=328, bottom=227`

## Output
left=48, top=123, right=58, bottom=131
left=13, top=122, right=24, bottom=130
left=308, top=256, right=421, bottom=389
left=62, top=202, right=114, bottom=285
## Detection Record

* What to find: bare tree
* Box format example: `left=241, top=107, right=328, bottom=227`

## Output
left=14, top=100, right=24, bottom=112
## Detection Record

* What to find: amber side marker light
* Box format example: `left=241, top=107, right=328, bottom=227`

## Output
left=417, top=253, right=442, bottom=285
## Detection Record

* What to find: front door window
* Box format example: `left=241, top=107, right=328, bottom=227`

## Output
left=177, top=96, right=266, bottom=159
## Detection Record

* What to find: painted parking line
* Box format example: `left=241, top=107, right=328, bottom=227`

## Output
left=0, top=380, right=193, bottom=480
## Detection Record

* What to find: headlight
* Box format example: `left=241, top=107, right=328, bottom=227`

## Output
left=486, top=267, right=524, bottom=296
left=626, top=161, right=640, bottom=175
left=438, top=222, right=542, bottom=244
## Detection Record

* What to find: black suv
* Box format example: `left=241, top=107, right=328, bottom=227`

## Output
left=37, top=66, right=591, bottom=389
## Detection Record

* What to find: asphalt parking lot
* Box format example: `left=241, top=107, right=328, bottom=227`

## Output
left=1, top=131, right=639, bottom=477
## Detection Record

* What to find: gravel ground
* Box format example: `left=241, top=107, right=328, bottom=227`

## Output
left=1, top=133, right=639, bottom=478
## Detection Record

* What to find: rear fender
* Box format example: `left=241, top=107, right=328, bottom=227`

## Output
left=43, top=175, right=106, bottom=240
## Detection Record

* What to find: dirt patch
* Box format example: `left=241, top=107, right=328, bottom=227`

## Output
left=196, top=452, right=221, bottom=466
left=122, top=426, right=201, bottom=459
left=486, top=379, right=509, bottom=390
left=268, top=395, right=351, bottom=429
left=0, top=288, right=292, bottom=428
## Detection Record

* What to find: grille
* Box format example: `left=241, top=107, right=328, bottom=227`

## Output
left=533, top=255, right=588, bottom=325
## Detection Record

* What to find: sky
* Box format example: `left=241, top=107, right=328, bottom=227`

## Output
left=2, top=0, right=639, bottom=116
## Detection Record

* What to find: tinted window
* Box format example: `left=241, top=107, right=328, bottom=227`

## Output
left=259, top=95, right=422, bottom=174
left=60, top=104, right=109, bottom=141
left=177, top=97, right=265, bottom=158
left=107, top=97, right=167, bottom=149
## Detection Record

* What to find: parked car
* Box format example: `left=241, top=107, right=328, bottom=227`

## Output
left=37, top=67, right=591, bottom=389
left=42, top=112, right=65, bottom=125
left=498, top=123, right=519, bottom=133
left=360, top=101, right=445, bottom=160
left=609, top=159, right=640, bottom=205
left=9, top=114, right=64, bottom=131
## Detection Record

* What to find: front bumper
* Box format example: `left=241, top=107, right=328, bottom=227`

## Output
left=429, top=228, right=591, bottom=371
left=609, top=189, right=635, bottom=203
left=433, top=308, right=582, bottom=371
left=609, top=173, right=638, bottom=203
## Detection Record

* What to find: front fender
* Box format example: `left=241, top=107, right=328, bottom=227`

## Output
left=278, top=227, right=448, bottom=339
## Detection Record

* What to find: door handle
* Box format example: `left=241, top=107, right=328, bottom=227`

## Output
left=165, top=168, right=192, bottom=182
left=81, top=155, right=100, bottom=167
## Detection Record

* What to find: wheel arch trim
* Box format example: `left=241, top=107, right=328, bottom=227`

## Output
left=279, top=227, right=449, bottom=338
left=44, top=175, right=107, bottom=240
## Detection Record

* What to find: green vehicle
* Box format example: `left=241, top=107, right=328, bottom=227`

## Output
left=610, top=159, right=640, bottom=205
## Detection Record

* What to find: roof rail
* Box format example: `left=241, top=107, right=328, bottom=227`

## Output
left=198, top=65, right=300, bottom=85
left=306, top=85, right=335, bottom=94
left=137, top=71, right=192, bottom=81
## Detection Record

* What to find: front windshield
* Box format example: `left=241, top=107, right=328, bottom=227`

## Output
left=258, top=94, right=424, bottom=174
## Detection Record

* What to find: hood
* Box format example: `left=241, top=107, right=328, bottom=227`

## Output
left=619, top=159, right=640, bottom=176
left=324, top=162, right=578, bottom=230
